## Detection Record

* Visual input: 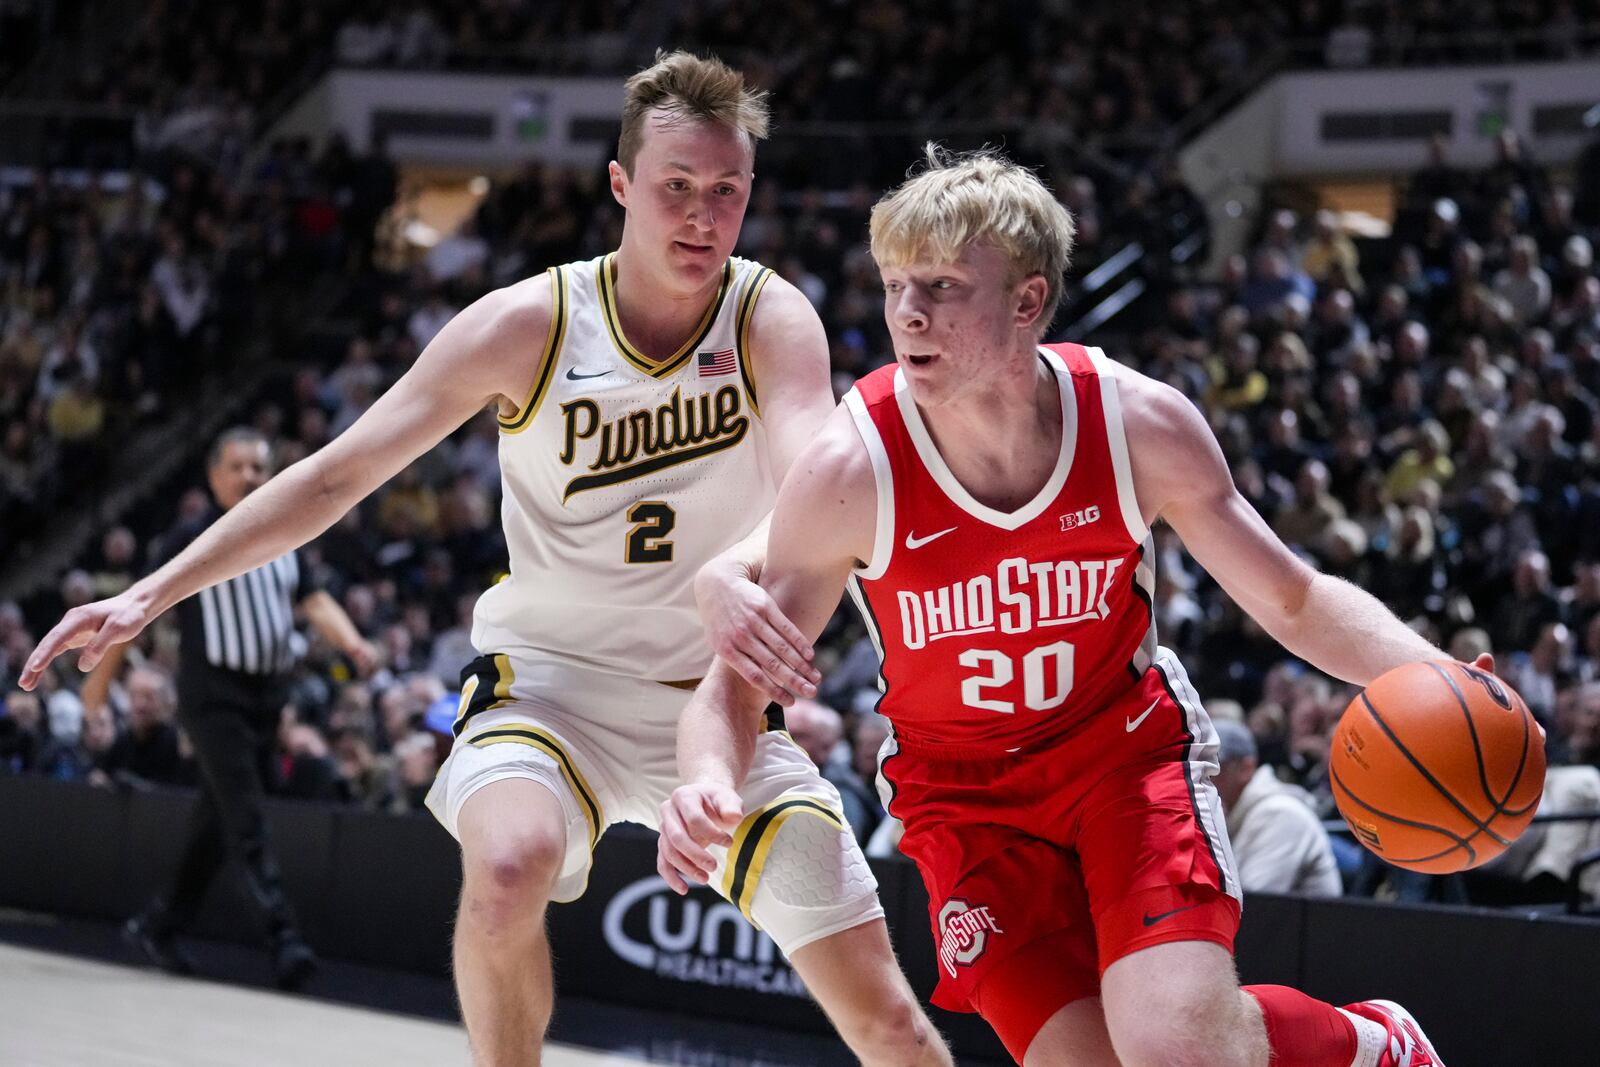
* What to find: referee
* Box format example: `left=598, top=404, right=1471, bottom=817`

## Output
left=91, top=427, right=377, bottom=989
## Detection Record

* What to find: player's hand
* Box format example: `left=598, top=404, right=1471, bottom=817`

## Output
left=695, top=555, right=819, bottom=706
left=657, top=782, right=743, bottom=895
left=19, top=590, right=155, bottom=691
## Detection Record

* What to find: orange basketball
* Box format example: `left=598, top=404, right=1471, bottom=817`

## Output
left=1329, top=660, right=1545, bottom=874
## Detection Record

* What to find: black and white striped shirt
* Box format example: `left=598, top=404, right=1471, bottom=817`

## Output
left=194, top=553, right=304, bottom=674
left=151, top=510, right=318, bottom=681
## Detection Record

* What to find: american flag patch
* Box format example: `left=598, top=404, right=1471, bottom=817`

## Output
left=697, top=348, right=737, bottom=377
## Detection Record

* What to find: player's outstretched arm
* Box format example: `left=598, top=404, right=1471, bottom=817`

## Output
left=20, top=277, right=556, bottom=690
left=694, top=276, right=835, bottom=702
left=1119, top=369, right=1489, bottom=685
left=659, top=405, right=876, bottom=892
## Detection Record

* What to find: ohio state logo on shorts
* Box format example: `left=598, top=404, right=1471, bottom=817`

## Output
left=937, top=897, right=1003, bottom=978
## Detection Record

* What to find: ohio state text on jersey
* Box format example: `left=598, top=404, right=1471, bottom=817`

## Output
left=843, top=344, right=1157, bottom=753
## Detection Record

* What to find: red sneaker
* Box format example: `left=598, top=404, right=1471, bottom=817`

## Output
left=1342, top=1000, right=1445, bottom=1067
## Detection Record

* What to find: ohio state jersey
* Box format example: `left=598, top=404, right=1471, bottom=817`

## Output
left=843, top=344, right=1157, bottom=754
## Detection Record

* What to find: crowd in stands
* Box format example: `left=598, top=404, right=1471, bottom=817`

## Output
left=4, top=2, right=1600, bottom=907
left=1, top=0, right=410, bottom=560
left=0, top=134, right=398, bottom=559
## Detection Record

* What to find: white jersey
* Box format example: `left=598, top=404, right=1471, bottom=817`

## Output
left=471, top=253, right=778, bottom=682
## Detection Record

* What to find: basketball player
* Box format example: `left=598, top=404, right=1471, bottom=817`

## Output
left=661, top=147, right=1492, bottom=1067
left=21, top=54, right=950, bottom=1067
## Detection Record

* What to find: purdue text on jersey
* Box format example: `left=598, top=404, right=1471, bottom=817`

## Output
left=559, top=383, right=749, bottom=500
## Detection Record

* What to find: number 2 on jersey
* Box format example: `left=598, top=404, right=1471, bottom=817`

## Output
left=625, top=501, right=676, bottom=563
left=958, top=640, right=1074, bottom=715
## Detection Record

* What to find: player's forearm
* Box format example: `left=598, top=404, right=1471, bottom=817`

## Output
left=301, top=591, right=364, bottom=655
left=134, top=456, right=356, bottom=616
left=1266, top=572, right=1448, bottom=685
left=677, top=665, right=764, bottom=792
left=715, top=511, right=774, bottom=576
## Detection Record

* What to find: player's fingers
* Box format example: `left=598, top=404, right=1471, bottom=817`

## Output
left=750, top=618, right=820, bottom=689
left=723, top=648, right=768, bottom=692
left=699, top=789, right=742, bottom=835
left=19, top=613, right=96, bottom=689
left=657, top=850, right=690, bottom=894
left=760, top=604, right=816, bottom=665
left=728, top=650, right=794, bottom=706
left=660, top=833, right=714, bottom=884
left=682, top=804, right=733, bottom=851
left=755, top=648, right=818, bottom=701
left=1473, top=651, right=1497, bottom=674
left=77, top=618, right=130, bottom=673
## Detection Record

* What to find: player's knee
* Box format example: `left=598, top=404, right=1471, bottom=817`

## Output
left=463, top=827, right=564, bottom=919
left=1108, top=1005, right=1246, bottom=1067
left=841, top=991, right=940, bottom=1061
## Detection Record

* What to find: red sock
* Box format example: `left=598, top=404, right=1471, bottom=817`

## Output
left=1244, top=984, right=1358, bottom=1067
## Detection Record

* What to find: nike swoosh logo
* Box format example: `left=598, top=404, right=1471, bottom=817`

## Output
left=905, top=527, right=957, bottom=550
left=566, top=367, right=612, bottom=381
left=1141, top=902, right=1203, bottom=927
left=1125, top=697, right=1160, bottom=733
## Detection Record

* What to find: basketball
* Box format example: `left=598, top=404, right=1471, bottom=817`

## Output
left=1330, top=660, right=1545, bottom=874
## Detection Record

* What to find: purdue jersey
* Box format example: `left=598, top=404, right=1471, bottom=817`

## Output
left=472, top=253, right=777, bottom=681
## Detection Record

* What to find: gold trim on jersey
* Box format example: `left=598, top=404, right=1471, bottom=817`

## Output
left=464, top=723, right=604, bottom=850
left=596, top=253, right=734, bottom=379
left=499, top=266, right=569, bottom=433
left=734, top=267, right=774, bottom=416
left=452, top=653, right=518, bottom=735
left=658, top=677, right=703, bottom=690
left=721, top=795, right=846, bottom=921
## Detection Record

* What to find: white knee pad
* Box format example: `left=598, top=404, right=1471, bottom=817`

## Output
left=746, top=808, right=884, bottom=956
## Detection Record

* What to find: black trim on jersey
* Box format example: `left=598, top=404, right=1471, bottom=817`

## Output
left=1126, top=541, right=1154, bottom=681
left=726, top=798, right=843, bottom=907
left=848, top=574, right=901, bottom=820
left=452, top=654, right=517, bottom=737
left=467, top=726, right=602, bottom=845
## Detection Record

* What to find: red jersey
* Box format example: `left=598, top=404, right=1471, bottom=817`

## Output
left=843, top=343, right=1157, bottom=754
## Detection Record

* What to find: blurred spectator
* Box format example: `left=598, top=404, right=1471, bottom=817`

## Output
left=38, top=701, right=120, bottom=784
left=786, top=697, right=877, bottom=844
left=0, top=689, right=47, bottom=773
left=99, top=665, right=186, bottom=788
left=1214, top=720, right=1342, bottom=897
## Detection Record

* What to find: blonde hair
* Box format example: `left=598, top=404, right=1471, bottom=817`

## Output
left=870, top=145, right=1076, bottom=337
left=618, top=51, right=770, bottom=176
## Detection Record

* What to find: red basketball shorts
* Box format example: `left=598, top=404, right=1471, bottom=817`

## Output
left=880, top=649, right=1243, bottom=1062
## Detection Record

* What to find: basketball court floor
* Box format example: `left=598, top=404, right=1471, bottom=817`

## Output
left=0, top=911, right=946, bottom=1067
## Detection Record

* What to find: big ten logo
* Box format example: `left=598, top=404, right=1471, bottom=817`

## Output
left=1059, top=505, right=1100, bottom=532
left=602, top=876, right=810, bottom=998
